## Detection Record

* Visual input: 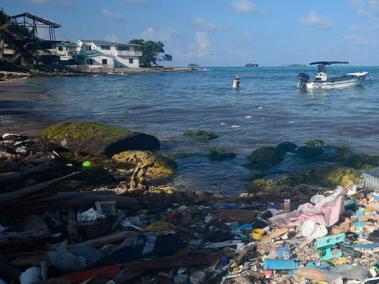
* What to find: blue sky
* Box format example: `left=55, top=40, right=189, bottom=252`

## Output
left=3, top=0, right=379, bottom=66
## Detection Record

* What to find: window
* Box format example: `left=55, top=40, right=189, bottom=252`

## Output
left=102, top=59, right=108, bottom=65
left=129, top=58, right=134, bottom=64
left=58, top=46, right=64, bottom=51
left=87, top=59, right=94, bottom=65
left=100, top=45, right=111, bottom=50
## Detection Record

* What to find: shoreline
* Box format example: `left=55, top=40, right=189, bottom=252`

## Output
left=0, top=66, right=195, bottom=81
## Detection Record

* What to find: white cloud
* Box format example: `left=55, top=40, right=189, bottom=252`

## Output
left=102, top=9, right=127, bottom=22
left=141, top=27, right=180, bottom=42
left=344, top=34, right=370, bottom=45
left=300, top=11, right=333, bottom=30
left=27, top=0, right=73, bottom=8
left=351, top=0, right=379, bottom=18
left=188, top=32, right=211, bottom=59
left=231, top=0, right=260, bottom=13
left=193, top=17, right=225, bottom=31
left=104, top=34, right=119, bottom=42
left=351, top=24, right=360, bottom=32
left=369, top=23, right=379, bottom=32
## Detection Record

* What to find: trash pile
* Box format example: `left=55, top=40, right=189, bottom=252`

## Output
left=2, top=132, right=379, bottom=283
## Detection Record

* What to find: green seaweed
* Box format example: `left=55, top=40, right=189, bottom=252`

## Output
left=41, top=120, right=134, bottom=142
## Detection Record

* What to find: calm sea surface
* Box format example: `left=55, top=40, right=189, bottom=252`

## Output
left=1, top=66, right=379, bottom=193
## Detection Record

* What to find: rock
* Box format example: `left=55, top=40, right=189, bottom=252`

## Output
left=305, top=139, right=325, bottom=148
left=40, top=121, right=160, bottom=157
left=184, top=130, right=219, bottom=141
left=207, top=148, right=236, bottom=161
left=112, top=151, right=176, bottom=180
left=247, top=147, right=284, bottom=169
left=276, top=141, right=297, bottom=155
left=248, top=178, right=274, bottom=193
left=296, top=145, right=324, bottom=160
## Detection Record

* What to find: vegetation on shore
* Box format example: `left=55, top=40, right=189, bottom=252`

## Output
left=129, top=39, right=172, bottom=67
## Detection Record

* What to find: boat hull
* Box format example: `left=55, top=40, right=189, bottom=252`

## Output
left=299, top=73, right=368, bottom=90
left=305, top=77, right=365, bottom=89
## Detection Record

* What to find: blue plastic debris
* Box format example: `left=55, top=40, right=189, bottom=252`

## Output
left=316, top=233, right=345, bottom=261
left=264, top=259, right=299, bottom=270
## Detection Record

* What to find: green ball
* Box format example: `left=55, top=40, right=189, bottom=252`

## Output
left=82, top=161, right=92, bottom=168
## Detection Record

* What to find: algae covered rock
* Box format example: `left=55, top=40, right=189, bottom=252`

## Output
left=296, top=145, right=324, bottom=160
left=305, top=139, right=325, bottom=148
left=184, top=130, right=219, bottom=141
left=41, top=121, right=160, bottom=157
left=248, top=178, right=274, bottom=193
left=282, top=166, right=360, bottom=188
left=207, top=148, right=236, bottom=161
left=247, top=147, right=284, bottom=169
left=276, top=141, right=297, bottom=155
left=112, top=150, right=176, bottom=180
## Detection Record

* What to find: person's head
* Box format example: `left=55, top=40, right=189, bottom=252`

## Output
left=236, top=75, right=240, bottom=80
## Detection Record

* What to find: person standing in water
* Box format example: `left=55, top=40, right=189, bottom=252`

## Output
left=232, top=75, right=240, bottom=89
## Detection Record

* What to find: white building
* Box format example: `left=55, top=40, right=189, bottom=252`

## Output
left=75, top=40, right=142, bottom=68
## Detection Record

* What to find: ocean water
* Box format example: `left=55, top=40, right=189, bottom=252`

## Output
left=1, top=66, right=379, bottom=194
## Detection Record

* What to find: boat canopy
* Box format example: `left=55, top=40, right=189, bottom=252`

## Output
left=309, top=61, right=349, bottom=65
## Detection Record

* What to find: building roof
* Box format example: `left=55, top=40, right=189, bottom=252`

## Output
left=78, top=40, right=141, bottom=47
left=309, top=61, right=349, bottom=65
left=57, top=41, right=78, bottom=47
left=11, top=12, right=61, bottom=28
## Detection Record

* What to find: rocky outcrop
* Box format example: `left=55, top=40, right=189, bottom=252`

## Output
left=246, top=141, right=297, bottom=170
left=112, top=151, right=176, bottom=181
left=248, top=166, right=360, bottom=195
left=40, top=121, right=160, bottom=157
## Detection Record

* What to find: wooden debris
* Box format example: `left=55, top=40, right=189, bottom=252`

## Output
left=0, top=171, right=80, bottom=204
left=217, top=209, right=257, bottom=223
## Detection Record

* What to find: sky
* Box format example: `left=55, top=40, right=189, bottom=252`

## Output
left=3, top=0, right=379, bottom=66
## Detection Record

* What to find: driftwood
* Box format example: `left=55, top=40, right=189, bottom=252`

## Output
left=0, top=229, right=50, bottom=249
left=0, top=161, right=61, bottom=185
left=126, top=252, right=221, bottom=271
left=0, top=171, right=80, bottom=204
left=33, top=191, right=141, bottom=210
left=10, top=252, right=48, bottom=266
left=217, top=209, right=257, bottom=223
left=71, top=231, right=139, bottom=248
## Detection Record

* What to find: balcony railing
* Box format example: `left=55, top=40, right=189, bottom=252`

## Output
left=117, top=50, right=142, bottom=57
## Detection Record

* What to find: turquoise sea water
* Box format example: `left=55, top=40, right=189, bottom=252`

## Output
left=1, top=66, right=379, bottom=193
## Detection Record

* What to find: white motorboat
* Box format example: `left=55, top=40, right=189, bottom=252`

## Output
left=297, top=61, right=368, bottom=90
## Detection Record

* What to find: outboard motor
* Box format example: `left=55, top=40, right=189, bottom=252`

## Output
left=297, top=73, right=310, bottom=89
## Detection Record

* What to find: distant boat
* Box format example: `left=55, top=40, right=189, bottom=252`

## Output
left=245, top=63, right=259, bottom=68
left=297, top=61, right=368, bottom=90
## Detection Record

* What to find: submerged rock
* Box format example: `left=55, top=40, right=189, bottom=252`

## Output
left=296, top=145, right=324, bottom=160
left=184, top=130, right=219, bottom=141
left=41, top=121, right=160, bottom=157
left=207, top=148, right=236, bottom=161
left=112, top=151, right=176, bottom=180
left=276, top=141, right=297, bottom=155
left=246, top=147, right=284, bottom=169
left=305, top=139, right=325, bottom=148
